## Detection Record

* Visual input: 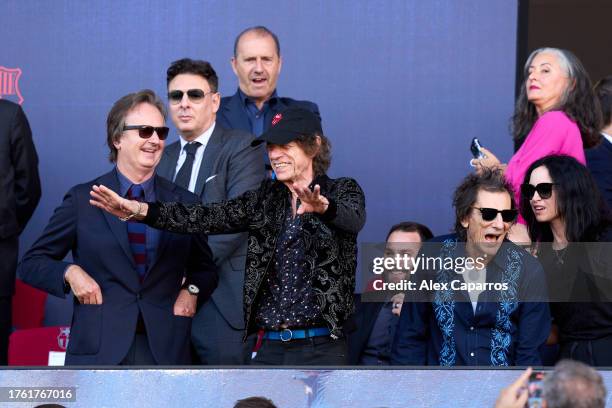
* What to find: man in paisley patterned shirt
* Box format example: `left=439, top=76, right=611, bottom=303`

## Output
left=391, top=169, right=550, bottom=366
left=90, top=107, right=366, bottom=365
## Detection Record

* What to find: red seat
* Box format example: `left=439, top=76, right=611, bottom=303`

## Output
left=8, top=326, right=70, bottom=366
left=12, top=278, right=47, bottom=329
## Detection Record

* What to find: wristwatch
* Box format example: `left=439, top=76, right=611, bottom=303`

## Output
left=182, top=283, right=200, bottom=296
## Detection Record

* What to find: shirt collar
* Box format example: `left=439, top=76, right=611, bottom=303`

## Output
left=602, top=132, right=612, bottom=145
left=179, top=122, right=216, bottom=151
left=115, top=167, right=155, bottom=200
left=451, top=237, right=510, bottom=273
left=237, top=88, right=279, bottom=108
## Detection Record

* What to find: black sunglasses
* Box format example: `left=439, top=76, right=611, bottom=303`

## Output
left=473, top=207, right=518, bottom=222
left=167, top=89, right=213, bottom=104
left=521, top=183, right=555, bottom=200
left=123, top=125, right=169, bottom=140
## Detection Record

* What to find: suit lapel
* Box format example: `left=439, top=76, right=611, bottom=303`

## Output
left=194, top=126, right=224, bottom=197
left=98, top=170, right=136, bottom=269
left=223, top=92, right=251, bottom=132
left=157, top=141, right=181, bottom=181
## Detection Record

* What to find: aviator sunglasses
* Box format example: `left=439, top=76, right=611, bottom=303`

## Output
left=521, top=183, right=555, bottom=200
left=123, top=125, right=170, bottom=140
left=472, top=207, right=518, bottom=222
left=167, top=89, right=213, bottom=104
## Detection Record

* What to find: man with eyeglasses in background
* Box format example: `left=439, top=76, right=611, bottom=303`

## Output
left=18, top=90, right=217, bottom=365
left=391, top=169, right=550, bottom=366
left=157, top=58, right=265, bottom=365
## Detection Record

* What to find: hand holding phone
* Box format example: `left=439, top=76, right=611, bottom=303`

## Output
left=527, top=371, right=546, bottom=408
left=470, top=137, right=485, bottom=159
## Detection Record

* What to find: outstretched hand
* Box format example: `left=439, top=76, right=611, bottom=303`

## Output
left=90, top=184, right=145, bottom=220
left=293, top=184, right=329, bottom=215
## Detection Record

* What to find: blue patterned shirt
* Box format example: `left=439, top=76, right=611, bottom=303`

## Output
left=391, top=234, right=551, bottom=366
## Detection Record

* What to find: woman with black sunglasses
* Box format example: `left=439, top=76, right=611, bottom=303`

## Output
left=521, top=154, right=612, bottom=366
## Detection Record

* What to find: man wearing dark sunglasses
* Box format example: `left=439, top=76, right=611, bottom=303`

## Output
left=392, top=169, right=550, bottom=367
left=157, top=58, right=265, bottom=365
left=18, top=90, right=217, bottom=365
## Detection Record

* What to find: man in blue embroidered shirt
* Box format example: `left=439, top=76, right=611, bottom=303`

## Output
left=391, top=169, right=550, bottom=366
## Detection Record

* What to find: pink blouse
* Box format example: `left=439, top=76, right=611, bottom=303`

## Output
left=505, top=111, right=586, bottom=222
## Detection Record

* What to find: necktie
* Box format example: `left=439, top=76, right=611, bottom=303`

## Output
left=127, top=184, right=147, bottom=281
left=174, top=142, right=201, bottom=190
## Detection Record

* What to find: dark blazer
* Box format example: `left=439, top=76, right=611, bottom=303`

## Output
left=157, top=125, right=265, bottom=329
left=586, top=136, right=612, bottom=210
left=217, top=89, right=321, bottom=134
left=0, top=100, right=41, bottom=296
left=147, top=174, right=366, bottom=339
left=18, top=171, right=217, bottom=365
left=346, top=294, right=385, bottom=365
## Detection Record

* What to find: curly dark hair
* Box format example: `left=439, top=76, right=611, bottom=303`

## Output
left=452, top=168, right=515, bottom=241
left=511, top=47, right=602, bottom=151
left=294, top=132, right=331, bottom=176
left=521, top=155, right=609, bottom=242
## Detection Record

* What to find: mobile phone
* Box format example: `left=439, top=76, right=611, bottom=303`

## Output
left=527, top=371, right=546, bottom=408
left=470, top=137, right=485, bottom=159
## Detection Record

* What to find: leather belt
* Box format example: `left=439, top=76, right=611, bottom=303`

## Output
left=262, top=327, right=330, bottom=342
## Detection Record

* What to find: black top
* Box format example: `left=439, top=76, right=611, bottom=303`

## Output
left=541, top=227, right=612, bottom=342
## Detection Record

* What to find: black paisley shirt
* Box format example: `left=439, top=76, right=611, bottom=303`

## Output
left=256, top=206, right=323, bottom=329
left=145, top=174, right=366, bottom=339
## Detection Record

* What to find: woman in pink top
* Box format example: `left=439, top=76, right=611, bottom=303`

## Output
left=474, top=47, right=602, bottom=241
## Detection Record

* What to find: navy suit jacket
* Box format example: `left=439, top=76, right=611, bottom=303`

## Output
left=346, top=294, right=385, bottom=365
left=18, top=170, right=217, bottom=365
left=157, top=125, right=265, bottom=329
left=217, top=89, right=321, bottom=134
left=586, top=136, right=612, bottom=211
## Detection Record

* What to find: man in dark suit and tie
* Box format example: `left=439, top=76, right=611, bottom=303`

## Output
left=587, top=76, right=612, bottom=209
left=217, top=26, right=320, bottom=137
left=347, top=221, right=432, bottom=365
left=0, top=100, right=41, bottom=365
left=18, top=90, right=216, bottom=365
left=157, top=59, right=265, bottom=364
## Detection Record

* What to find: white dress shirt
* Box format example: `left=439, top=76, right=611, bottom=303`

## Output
left=174, top=122, right=216, bottom=193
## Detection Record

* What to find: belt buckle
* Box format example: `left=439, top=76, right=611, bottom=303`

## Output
left=280, top=328, right=293, bottom=342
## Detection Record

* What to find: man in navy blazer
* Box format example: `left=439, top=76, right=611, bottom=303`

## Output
left=217, top=26, right=320, bottom=137
left=587, top=76, right=612, bottom=209
left=157, top=59, right=265, bottom=364
left=18, top=90, right=216, bottom=365
left=347, top=221, right=432, bottom=365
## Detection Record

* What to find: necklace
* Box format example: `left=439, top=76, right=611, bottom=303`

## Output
left=553, top=247, right=568, bottom=265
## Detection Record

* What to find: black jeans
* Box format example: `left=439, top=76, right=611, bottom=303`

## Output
left=250, top=335, right=347, bottom=365
left=560, top=334, right=612, bottom=367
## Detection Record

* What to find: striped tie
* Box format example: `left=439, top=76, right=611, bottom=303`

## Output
left=127, top=184, right=147, bottom=281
